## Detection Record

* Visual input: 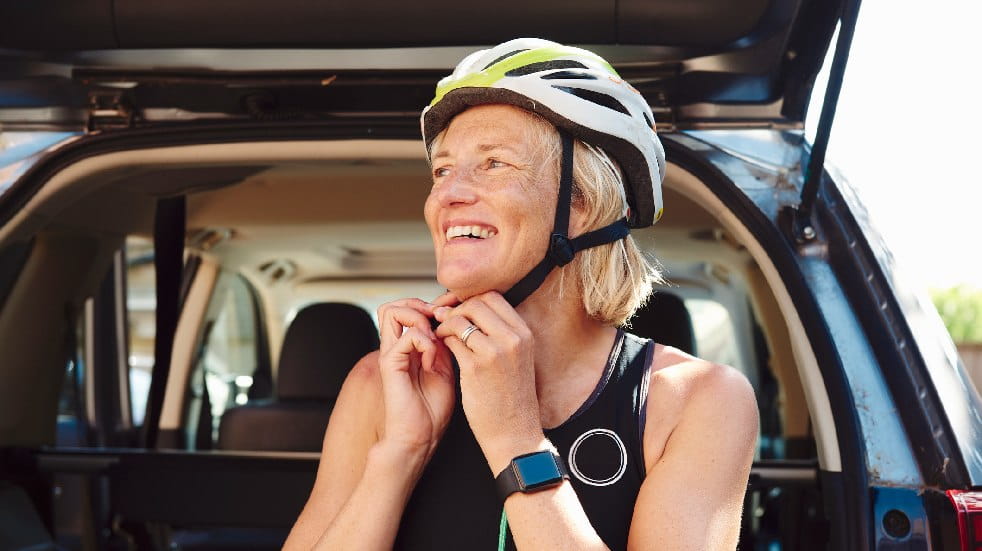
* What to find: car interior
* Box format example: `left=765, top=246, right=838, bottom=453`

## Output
left=0, top=138, right=834, bottom=550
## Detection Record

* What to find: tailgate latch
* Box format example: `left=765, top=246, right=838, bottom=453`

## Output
left=86, top=91, right=138, bottom=132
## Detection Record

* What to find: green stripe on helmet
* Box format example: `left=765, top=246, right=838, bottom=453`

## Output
left=429, top=45, right=618, bottom=107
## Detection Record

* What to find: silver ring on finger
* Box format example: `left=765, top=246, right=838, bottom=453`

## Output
left=460, top=324, right=480, bottom=346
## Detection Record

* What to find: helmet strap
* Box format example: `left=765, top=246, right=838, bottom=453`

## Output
left=502, top=130, right=630, bottom=307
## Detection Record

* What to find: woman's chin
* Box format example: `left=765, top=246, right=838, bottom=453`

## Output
left=437, top=267, right=505, bottom=300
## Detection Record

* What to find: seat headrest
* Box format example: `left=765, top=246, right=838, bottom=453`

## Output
left=627, top=292, right=697, bottom=355
left=277, top=302, right=379, bottom=401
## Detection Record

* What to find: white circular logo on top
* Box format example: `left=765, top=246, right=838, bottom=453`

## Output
left=567, top=428, right=627, bottom=487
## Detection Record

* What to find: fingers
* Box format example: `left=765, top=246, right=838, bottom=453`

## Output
left=378, top=297, right=434, bottom=317
left=471, top=291, right=526, bottom=330
left=435, top=313, right=490, bottom=353
left=431, top=291, right=461, bottom=308
left=377, top=298, right=432, bottom=333
left=377, top=299, right=436, bottom=352
left=434, top=292, right=527, bottom=342
left=385, top=326, right=438, bottom=372
left=442, top=332, right=474, bottom=365
left=434, top=295, right=531, bottom=367
left=461, top=299, right=515, bottom=338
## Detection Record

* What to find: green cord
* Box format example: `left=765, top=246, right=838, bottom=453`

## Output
left=497, top=506, right=509, bottom=551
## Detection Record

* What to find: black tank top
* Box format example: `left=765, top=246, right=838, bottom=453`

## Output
left=394, top=330, right=654, bottom=550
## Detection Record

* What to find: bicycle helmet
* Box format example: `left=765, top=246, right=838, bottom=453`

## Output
left=422, top=38, right=666, bottom=306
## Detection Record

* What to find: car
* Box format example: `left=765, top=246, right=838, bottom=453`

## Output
left=2, top=0, right=982, bottom=549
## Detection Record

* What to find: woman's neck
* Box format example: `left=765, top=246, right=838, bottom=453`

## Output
left=514, top=271, right=618, bottom=402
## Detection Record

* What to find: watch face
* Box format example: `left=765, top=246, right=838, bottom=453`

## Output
left=514, top=452, right=562, bottom=490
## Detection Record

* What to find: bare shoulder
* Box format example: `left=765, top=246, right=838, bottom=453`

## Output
left=346, top=349, right=383, bottom=389
left=334, top=350, right=384, bottom=412
left=650, top=345, right=755, bottom=406
left=287, top=353, right=384, bottom=547
left=628, top=349, right=759, bottom=549
left=642, top=344, right=758, bottom=468
left=324, top=350, right=382, bottom=446
left=309, top=349, right=384, bottom=484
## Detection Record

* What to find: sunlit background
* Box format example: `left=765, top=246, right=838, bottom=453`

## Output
left=807, top=0, right=982, bottom=289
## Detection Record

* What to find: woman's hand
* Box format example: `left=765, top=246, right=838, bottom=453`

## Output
left=376, top=294, right=458, bottom=469
left=433, top=291, right=546, bottom=473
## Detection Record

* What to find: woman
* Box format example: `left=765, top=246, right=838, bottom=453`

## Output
left=285, top=38, right=758, bottom=550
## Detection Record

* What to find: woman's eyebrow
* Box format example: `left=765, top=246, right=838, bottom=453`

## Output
left=477, top=143, right=518, bottom=154
left=432, top=143, right=520, bottom=161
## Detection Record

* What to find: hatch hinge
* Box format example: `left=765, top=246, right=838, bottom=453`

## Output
left=86, top=91, right=140, bottom=132
left=782, top=0, right=862, bottom=244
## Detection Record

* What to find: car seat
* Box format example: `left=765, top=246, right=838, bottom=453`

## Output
left=626, top=291, right=697, bottom=355
left=217, top=302, right=379, bottom=452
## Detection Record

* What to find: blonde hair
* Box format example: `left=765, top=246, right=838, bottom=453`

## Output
left=566, top=139, right=663, bottom=326
left=429, top=107, right=663, bottom=326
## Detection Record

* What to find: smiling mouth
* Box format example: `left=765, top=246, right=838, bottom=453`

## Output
left=445, top=225, right=497, bottom=242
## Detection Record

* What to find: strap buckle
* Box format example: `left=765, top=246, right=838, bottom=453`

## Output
left=547, top=233, right=575, bottom=266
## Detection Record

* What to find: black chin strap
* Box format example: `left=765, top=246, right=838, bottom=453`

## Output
left=503, top=131, right=631, bottom=307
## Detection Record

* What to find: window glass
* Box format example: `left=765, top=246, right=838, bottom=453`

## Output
left=57, top=311, right=85, bottom=421
left=125, top=236, right=156, bottom=426
left=186, top=272, right=261, bottom=448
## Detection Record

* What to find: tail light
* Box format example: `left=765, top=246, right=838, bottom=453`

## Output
left=948, top=490, right=982, bottom=550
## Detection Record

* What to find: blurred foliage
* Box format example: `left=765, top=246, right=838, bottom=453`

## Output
left=931, top=285, right=982, bottom=343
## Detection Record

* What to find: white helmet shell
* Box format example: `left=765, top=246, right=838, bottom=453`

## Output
left=422, top=38, right=666, bottom=228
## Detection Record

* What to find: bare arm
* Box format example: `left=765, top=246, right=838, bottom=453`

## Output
left=434, top=291, right=756, bottom=550
left=627, top=362, right=759, bottom=550
left=449, top=360, right=757, bottom=551
left=282, top=352, right=389, bottom=550
left=490, top=436, right=611, bottom=550
left=310, top=439, right=430, bottom=550
left=284, top=296, right=457, bottom=550
left=483, top=361, right=757, bottom=551
left=434, top=293, right=612, bottom=549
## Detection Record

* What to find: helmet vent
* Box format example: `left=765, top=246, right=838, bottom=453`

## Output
left=505, top=59, right=587, bottom=77
left=542, top=70, right=598, bottom=81
left=642, top=111, right=654, bottom=128
left=482, top=49, right=529, bottom=70
left=551, top=86, right=631, bottom=116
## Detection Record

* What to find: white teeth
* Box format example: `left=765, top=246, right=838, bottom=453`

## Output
left=445, top=225, right=496, bottom=241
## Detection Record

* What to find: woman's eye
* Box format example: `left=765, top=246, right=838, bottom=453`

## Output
left=433, top=166, right=450, bottom=178
left=488, top=159, right=506, bottom=169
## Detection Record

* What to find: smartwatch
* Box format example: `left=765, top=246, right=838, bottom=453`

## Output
left=495, top=450, right=569, bottom=501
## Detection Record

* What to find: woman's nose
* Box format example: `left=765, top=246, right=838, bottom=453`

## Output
left=434, top=167, right=479, bottom=207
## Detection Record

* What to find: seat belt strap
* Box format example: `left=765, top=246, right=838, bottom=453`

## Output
left=142, top=196, right=185, bottom=449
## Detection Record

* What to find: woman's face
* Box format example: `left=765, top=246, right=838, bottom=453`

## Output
left=424, top=104, right=558, bottom=299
